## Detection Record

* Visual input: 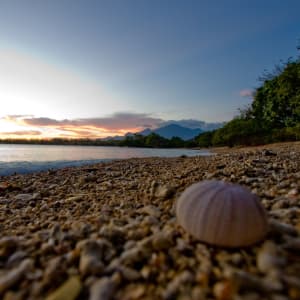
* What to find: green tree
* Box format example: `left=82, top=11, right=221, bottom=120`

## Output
left=119, top=134, right=146, bottom=147
left=210, top=117, right=266, bottom=147
left=145, top=133, right=169, bottom=148
left=252, top=58, right=300, bottom=129
left=169, top=136, right=185, bottom=148
left=195, top=131, right=214, bottom=147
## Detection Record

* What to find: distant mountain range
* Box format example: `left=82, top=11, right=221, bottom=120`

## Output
left=138, top=124, right=203, bottom=140
left=102, top=121, right=224, bottom=141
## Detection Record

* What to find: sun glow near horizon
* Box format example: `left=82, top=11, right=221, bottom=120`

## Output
left=0, top=116, right=146, bottom=140
left=0, top=49, right=124, bottom=120
left=0, top=49, right=148, bottom=139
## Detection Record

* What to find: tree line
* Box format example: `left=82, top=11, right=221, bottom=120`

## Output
left=0, top=133, right=190, bottom=148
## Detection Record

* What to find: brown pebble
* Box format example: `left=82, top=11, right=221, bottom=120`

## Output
left=0, top=259, right=33, bottom=295
left=213, top=281, right=235, bottom=300
left=45, top=276, right=82, bottom=300
left=89, top=273, right=121, bottom=300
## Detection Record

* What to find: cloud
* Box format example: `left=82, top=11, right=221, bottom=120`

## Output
left=20, top=117, right=62, bottom=126
left=239, top=89, right=254, bottom=98
left=0, top=130, right=42, bottom=136
left=1, top=115, right=34, bottom=120
left=1, top=113, right=225, bottom=139
left=19, top=113, right=163, bottom=130
left=3, top=113, right=163, bottom=138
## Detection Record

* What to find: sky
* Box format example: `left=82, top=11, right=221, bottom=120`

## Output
left=0, top=0, right=299, bottom=139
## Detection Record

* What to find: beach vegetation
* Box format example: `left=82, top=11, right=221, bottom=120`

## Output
left=195, top=49, right=300, bottom=147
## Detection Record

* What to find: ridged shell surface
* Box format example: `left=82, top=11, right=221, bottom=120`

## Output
left=176, top=180, right=268, bottom=247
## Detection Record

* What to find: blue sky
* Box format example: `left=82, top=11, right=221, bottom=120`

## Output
left=0, top=0, right=299, bottom=138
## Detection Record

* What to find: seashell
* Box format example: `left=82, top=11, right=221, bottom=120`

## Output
left=176, top=180, right=268, bottom=247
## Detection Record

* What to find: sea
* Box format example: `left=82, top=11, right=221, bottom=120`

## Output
left=0, top=144, right=211, bottom=176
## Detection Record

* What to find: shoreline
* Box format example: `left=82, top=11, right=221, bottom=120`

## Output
left=0, top=141, right=299, bottom=299
left=0, top=146, right=207, bottom=177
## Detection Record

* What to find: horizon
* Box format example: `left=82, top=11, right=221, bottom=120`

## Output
left=0, top=1, right=299, bottom=139
left=0, top=120, right=221, bottom=141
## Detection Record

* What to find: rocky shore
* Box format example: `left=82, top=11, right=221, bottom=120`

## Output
left=0, top=142, right=299, bottom=300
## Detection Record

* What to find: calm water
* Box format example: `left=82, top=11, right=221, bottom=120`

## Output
left=0, top=144, right=210, bottom=176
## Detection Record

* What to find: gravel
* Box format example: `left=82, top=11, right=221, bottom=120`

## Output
left=0, top=141, right=299, bottom=299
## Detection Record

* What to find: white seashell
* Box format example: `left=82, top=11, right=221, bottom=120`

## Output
left=176, top=180, right=268, bottom=247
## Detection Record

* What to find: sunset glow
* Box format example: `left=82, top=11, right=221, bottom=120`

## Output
left=0, top=1, right=298, bottom=140
left=0, top=115, right=151, bottom=140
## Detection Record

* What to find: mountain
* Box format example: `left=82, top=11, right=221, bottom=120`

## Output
left=101, top=121, right=224, bottom=141
left=101, top=135, right=125, bottom=141
left=139, top=124, right=203, bottom=140
left=160, top=120, right=225, bottom=131
left=139, top=128, right=152, bottom=136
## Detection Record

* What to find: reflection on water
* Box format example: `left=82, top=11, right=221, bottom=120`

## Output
left=0, top=144, right=211, bottom=176
left=0, top=144, right=209, bottom=162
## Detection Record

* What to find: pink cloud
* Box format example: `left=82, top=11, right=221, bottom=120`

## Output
left=239, top=89, right=253, bottom=98
left=2, top=113, right=163, bottom=138
left=0, top=130, right=42, bottom=136
left=15, top=113, right=163, bottom=130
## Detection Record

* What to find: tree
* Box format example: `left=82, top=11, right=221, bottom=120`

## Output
left=169, top=136, right=185, bottom=148
left=145, top=133, right=169, bottom=148
left=252, top=58, right=300, bottom=129
left=203, top=45, right=300, bottom=147
left=195, top=131, right=214, bottom=148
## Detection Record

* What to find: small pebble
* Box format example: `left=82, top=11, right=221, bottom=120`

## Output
left=89, top=273, right=121, bottom=300
left=45, top=276, right=82, bottom=300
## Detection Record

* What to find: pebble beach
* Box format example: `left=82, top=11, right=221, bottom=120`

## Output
left=0, top=142, right=299, bottom=300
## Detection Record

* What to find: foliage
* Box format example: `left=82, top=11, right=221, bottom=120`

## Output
left=0, top=133, right=187, bottom=149
left=169, top=136, right=186, bottom=148
left=194, top=52, right=300, bottom=148
left=252, top=59, right=300, bottom=129
left=213, top=117, right=267, bottom=147
left=195, top=131, right=214, bottom=147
